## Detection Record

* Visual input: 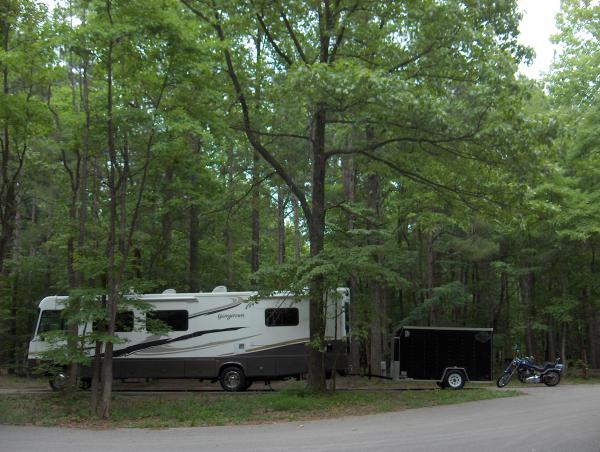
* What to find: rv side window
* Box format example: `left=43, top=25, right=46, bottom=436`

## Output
left=115, top=311, right=134, bottom=332
left=37, top=310, right=66, bottom=334
left=265, top=308, right=299, bottom=327
left=92, top=311, right=134, bottom=333
left=146, top=310, right=188, bottom=332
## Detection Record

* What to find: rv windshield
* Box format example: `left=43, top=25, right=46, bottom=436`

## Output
left=36, top=310, right=66, bottom=334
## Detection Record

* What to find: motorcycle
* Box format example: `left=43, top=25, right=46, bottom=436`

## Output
left=496, top=347, right=565, bottom=388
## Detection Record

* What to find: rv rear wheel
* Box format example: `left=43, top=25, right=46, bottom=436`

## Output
left=219, top=366, right=246, bottom=392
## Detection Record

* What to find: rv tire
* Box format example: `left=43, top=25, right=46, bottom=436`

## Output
left=219, top=366, right=247, bottom=392
left=49, top=372, right=67, bottom=392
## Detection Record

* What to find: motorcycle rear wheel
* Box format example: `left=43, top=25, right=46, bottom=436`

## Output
left=543, top=370, right=560, bottom=387
left=496, top=372, right=512, bottom=388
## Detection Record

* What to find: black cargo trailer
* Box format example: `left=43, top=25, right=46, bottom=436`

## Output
left=391, top=326, right=493, bottom=389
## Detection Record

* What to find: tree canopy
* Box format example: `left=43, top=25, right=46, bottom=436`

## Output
left=0, top=0, right=599, bottom=417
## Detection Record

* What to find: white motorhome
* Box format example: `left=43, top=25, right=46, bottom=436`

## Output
left=28, top=287, right=350, bottom=391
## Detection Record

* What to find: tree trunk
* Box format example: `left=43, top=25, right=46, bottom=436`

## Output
left=189, top=204, right=200, bottom=291
left=188, top=135, right=201, bottom=292
left=584, top=291, right=598, bottom=367
left=78, top=58, right=90, bottom=282
left=547, top=321, right=556, bottom=362
left=520, top=272, right=535, bottom=357
left=90, top=292, right=105, bottom=413
left=90, top=340, right=102, bottom=411
left=277, top=185, right=286, bottom=267
left=306, top=105, right=327, bottom=392
left=587, top=242, right=600, bottom=367
left=502, top=271, right=511, bottom=354
left=423, top=231, right=441, bottom=324
left=561, top=322, right=567, bottom=363
left=250, top=27, right=262, bottom=278
left=292, top=195, right=301, bottom=261
left=0, top=19, right=20, bottom=278
left=366, top=168, right=386, bottom=376
left=225, top=146, right=234, bottom=287
left=72, top=55, right=91, bottom=388
left=99, top=36, right=116, bottom=419
left=250, top=152, right=260, bottom=277
left=61, top=55, right=89, bottom=390
left=7, top=198, right=20, bottom=374
left=0, top=13, right=13, bottom=275
left=342, top=155, right=361, bottom=372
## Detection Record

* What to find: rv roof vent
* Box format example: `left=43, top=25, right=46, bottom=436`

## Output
left=162, top=289, right=176, bottom=294
left=212, top=285, right=227, bottom=293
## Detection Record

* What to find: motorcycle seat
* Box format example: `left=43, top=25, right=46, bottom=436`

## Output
left=532, top=363, right=555, bottom=372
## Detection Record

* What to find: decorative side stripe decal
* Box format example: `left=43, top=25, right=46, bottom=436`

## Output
left=132, top=334, right=261, bottom=356
left=188, top=299, right=244, bottom=319
left=112, top=327, right=245, bottom=357
left=245, top=338, right=309, bottom=353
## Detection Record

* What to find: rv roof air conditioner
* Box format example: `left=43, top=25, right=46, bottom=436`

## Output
left=162, top=289, right=176, bottom=294
left=212, top=286, right=227, bottom=293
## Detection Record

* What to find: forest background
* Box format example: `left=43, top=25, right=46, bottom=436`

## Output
left=0, top=0, right=599, bottom=414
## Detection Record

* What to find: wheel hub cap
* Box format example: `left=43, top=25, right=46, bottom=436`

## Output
left=448, top=374, right=462, bottom=387
left=226, top=372, right=240, bottom=388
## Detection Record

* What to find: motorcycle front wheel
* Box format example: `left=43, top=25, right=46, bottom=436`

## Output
left=496, top=371, right=512, bottom=388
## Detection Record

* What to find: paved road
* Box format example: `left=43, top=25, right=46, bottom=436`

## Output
left=1, top=385, right=599, bottom=452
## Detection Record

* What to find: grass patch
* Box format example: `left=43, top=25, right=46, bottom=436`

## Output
left=0, top=375, right=47, bottom=389
left=563, top=375, right=600, bottom=385
left=0, top=388, right=519, bottom=429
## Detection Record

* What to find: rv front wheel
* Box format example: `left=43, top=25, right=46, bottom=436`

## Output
left=219, top=367, right=246, bottom=392
left=49, top=372, right=67, bottom=391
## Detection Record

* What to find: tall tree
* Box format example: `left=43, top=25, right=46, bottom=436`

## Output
left=0, top=0, right=53, bottom=371
left=182, top=0, right=532, bottom=390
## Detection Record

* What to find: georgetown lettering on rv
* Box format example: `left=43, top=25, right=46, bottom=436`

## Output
left=218, top=313, right=245, bottom=320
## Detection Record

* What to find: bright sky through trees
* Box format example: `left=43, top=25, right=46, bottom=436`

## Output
left=517, top=0, right=561, bottom=79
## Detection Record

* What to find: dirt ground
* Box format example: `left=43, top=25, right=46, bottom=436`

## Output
left=0, top=373, right=493, bottom=393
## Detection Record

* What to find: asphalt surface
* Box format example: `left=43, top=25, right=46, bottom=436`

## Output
left=1, top=385, right=599, bottom=452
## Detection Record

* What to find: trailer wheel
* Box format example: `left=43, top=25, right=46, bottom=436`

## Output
left=444, top=371, right=465, bottom=390
left=219, top=366, right=247, bottom=392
